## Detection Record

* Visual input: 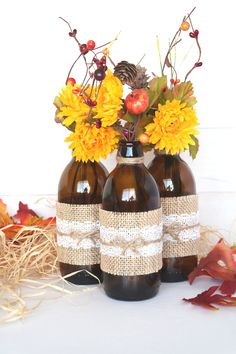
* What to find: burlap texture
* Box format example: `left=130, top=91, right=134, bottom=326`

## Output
left=162, top=239, right=200, bottom=258
left=161, top=195, right=198, bottom=215
left=161, top=195, right=199, bottom=258
left=56, top=202, right=101, bottom=222
left=56, top=202, right=100, bottom=266
left=99, top=208, right=162, bottom=229
left=57, top=246, right=100, bottom=266
left=101, top=254, right=162, bottom=276
left=100, top=208, right=162, bottom=276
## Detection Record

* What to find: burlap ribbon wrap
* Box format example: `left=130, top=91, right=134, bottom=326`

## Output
left=56, top=202, right=100, bottom=266
left=99, top=208, right=163, bottom=276
left=161, top=195, right=200, bottom=258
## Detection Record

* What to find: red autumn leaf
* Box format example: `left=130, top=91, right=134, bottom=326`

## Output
left=0, top=199, right=13, bottom=227
left=183, top=286, right=236, bottom=310
left=188, top=239, right=236, bottom=285
left=13, top=202, right=38, bottom=223
left=220, top=280, right=236, bottom=296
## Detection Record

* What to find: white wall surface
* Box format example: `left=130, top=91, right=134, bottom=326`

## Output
left=0, top=0, right=236, bottom=197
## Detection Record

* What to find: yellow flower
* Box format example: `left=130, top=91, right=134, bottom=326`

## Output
left=94, top=70, right=123, bottom=127
left=145, top=99, right=199, bottom=155
left=56, top=83, right=91, bottom=127
left=65, top=123, right=119, bottom=162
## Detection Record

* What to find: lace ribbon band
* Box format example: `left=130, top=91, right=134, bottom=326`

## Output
left=99, top=208, right=163, bottom=276
left=161, top=195, right=200, bottom=258
left=56, top=202, right=101, bottom=266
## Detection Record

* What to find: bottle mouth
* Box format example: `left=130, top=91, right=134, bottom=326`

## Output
left=118, top=140, right=143, bottom=158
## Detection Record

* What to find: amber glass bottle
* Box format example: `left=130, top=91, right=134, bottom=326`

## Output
left=148, top=151, right=198, bottom=282
left=58, top=158, right=108, bottom=285
left=102, top=141, right=161, bottom=301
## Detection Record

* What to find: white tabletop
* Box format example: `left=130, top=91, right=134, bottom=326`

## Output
left=1, top=278, right=235, bottom=354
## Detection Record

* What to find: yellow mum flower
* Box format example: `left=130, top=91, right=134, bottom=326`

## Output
left=57, top=83, right=91, bottom=127
left=65, top=123, right=119, bottom=162
left=94, top=70, right=123, bottom=127
left=145, top=99, right=199, bottom=155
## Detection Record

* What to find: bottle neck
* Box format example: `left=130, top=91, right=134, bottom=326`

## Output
left=117, top=141, right=144, bottom=164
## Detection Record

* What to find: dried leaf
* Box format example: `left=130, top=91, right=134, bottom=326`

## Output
left=20, top=214, right=56, bottom=227
left=171, top=81, right=197, bottom=107
left=219, top=281, right=236, bottom=296
left=183, top=286, right=236, bottom=310
left=0, top=199, right=13, bottom=227
left=189, top=239, right=236, bottom=285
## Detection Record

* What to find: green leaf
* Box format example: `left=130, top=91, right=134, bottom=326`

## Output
left=148, top=76, right=167, bottom=107
left=136, top=114, right=154, bottom=138
left=122, top=111, right=139, bottom=122
left=189, top=135, right=199, bottom=159
left=63, top=121, right=76, bottom=132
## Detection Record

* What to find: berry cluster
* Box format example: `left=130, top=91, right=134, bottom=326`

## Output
left=59, top=17, right=116, bottom=123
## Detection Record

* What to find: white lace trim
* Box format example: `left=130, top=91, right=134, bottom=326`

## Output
left=57, top=218, right=100, bottom=250
left=57, top=236, right=100, bottom=249
left=100, top=224, right=163, bottom=257
left=100, top=242, right=163, bottom=257
left=100, top=224, right=163, bottom=242
left=163, top=211, right=200, bottom=242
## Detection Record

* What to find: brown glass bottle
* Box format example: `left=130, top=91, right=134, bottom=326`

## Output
left=58, top=158, right=108, bottom=285
left=148, top=151, right=198, bottom=282
left=102, top=141, right=161, bottom=301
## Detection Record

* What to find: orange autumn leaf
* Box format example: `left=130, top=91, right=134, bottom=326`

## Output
left=0, top=199, right=13, bottom=227
left=20, top=214, right=56, bottom=227
left=1, top=225, right=23, bottom=239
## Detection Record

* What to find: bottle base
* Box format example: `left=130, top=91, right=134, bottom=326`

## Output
left=161, top=256, right=198, bottom=283
left=103, top=272, right=161, bottom=301
left=59, top=262, right=102, bottom=285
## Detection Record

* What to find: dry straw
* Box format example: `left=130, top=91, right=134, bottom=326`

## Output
left=0, top=223, right=99, bottom=325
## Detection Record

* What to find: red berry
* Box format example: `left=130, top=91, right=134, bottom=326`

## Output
left=80, top=44, right=89, bottom=54
left=87, top=40, right=96, bottom=50
left=175, top=79, right=180, bottom=84
left=94, top=69, right=106, bottom=81
left=170, top=79, right=175, bottom=84
left=125, top=89, right=149, bottom=115
left=101, top=56, right=106, bottom=64
left=87, top=98, right=97, bottom=107
left=67, top=77, right=76, bottom=86
left=69, top=29, right=77, bottom=37
left=195, top=62, right=203, bottom=67
left=95, top=119, right=102, bottom=128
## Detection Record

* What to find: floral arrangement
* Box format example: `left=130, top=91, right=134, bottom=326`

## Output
left=54, top=18, right=123, bottom=162
left=54, top=7, right=201, bottom=161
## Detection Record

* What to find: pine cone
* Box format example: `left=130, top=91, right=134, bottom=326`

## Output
left=114, top=61, right=137, bottom=85
left=129, top=65, right=150, bottom=90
